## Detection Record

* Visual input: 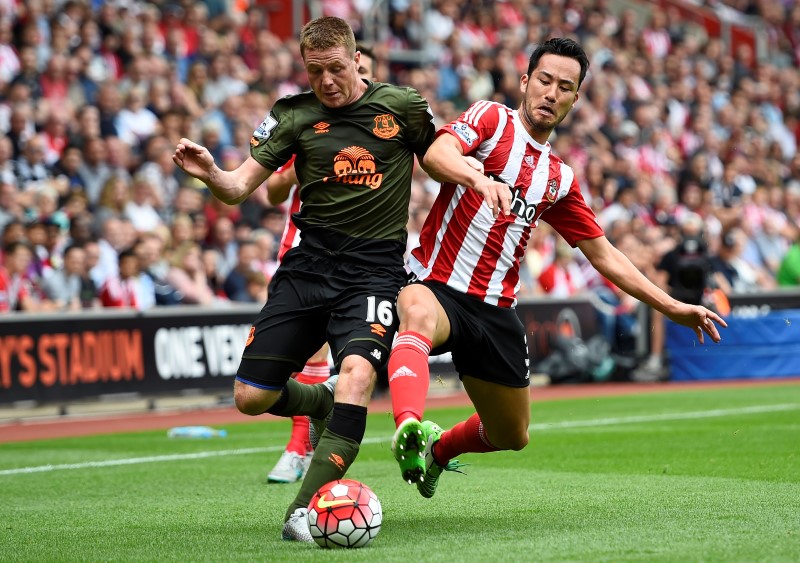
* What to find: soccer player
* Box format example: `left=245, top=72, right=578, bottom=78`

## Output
left=173, top=18, right=503, bottom=542
left=387, top=38, right=728, bottom=497
left=263, top=44, right=377, bottom=485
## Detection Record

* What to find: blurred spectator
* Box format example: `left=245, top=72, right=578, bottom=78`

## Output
left=242, top=269, right=269, bottom=304
left=0, top=240, right=37, bottom=312
left=99, top=247, right=155, bottom=311
left=206, top=215, right=237, bottom=280
left=134, top=233, right=182, bottom=306
left=115, top=86, right=159, bottom=147
left=776, top=231, right=800, bottom=287
left=710, top=228, right=775, bottom=294
left=14, top=134, right=52, bottom=191
left=77, top=137, right=112, bottom=206
left=40, top=243, right=100, bottom=310
left=223, top=238, right=259, bottom=302
left=165, top=241, right=218, bottom=306
left=124, top=173, right=164, bottom=234
left=537, top=241, right=588, bottom=298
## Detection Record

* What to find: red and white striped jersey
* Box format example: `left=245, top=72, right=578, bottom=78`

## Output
left=275, top=155, right=301, bottom=262
left=408, top=101, right=604, bottom=308
left=277, top=185, right=302, bottom=262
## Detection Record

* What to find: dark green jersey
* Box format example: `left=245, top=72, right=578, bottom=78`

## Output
left=250, top=81, right=435, bottom=248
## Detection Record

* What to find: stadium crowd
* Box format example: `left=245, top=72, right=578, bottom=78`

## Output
left=0, top=0, right=799, bottom=374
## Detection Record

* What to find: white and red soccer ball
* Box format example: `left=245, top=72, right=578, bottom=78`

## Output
left=307, top=479, right=382, bottom=548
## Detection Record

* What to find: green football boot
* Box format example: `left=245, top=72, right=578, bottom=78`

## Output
left=417, top=420, right=467, bottom=499
left=391, top=418, right=427, bottom=484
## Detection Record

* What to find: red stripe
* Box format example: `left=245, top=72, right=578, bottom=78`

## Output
left=428, top=187, right=484, bottom=282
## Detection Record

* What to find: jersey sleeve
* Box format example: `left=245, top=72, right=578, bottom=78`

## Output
left=540, top=177, right=605, bottom=247
left=436, top=101, right=503, bottom=156
left=404, top=88, right=436, bottom=158
left=249, top=97, right=296, bottom=171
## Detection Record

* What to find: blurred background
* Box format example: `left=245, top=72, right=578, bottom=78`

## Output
left=1, top=0, right=799, bottom=415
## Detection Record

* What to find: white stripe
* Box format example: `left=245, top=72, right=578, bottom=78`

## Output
left=2, top=404, right=796, bottom=477
left=528, top=403, right=800, bottom=430
left=463, top=100, right=492, bottom=126
left=394, top=334, right=431, bottom=354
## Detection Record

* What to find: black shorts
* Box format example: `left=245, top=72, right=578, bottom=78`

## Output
left=421, top=280, right=530, bottom=388
left=237, top=247, right=406, bottom=389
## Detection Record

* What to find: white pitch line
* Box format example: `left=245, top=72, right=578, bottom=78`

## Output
left=528, top=403, right=800, bottom=430
left=1, top=403, right=798, bottom=477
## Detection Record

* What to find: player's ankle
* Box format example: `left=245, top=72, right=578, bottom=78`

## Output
left=394, top=413, right=420, bottom=428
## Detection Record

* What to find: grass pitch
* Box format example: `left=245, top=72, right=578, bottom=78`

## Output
left=1, top=383, right=799, bottom=562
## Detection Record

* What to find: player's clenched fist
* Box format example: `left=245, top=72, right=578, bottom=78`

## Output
left=173, top=138, right=215, bottom=182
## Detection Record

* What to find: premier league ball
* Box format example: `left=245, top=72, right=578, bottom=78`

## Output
left=307, top=479, right=382, bottom=548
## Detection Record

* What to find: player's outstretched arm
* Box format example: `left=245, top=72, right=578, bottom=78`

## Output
left=421, top=134, right=511, bottom=218
left=577, top=235, right=727, bottom=343
left=173, top=137, right=273, bottom=205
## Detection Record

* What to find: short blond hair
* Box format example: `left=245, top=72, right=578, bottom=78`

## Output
left=299, top=16, right=356, bottom=58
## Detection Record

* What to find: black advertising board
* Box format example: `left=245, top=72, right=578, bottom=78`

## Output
left=0, top=298, right=600, bottom=405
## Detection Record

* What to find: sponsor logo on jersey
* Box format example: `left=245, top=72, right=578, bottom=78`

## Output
left=322, top=146, right=384, bottom=189
left=313, top=121, right=330, bottom=134
left=451, top=121, right=478, bottom=147
left=370, top=323, right=387, bottom=337
left=370, top=349, right=382, bottom=361
left=373, top=114, right=400, bottom=139
left=545, top=178, right=559, bottom=203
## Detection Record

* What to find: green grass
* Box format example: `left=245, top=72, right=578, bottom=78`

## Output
left=2, top=383, right=799, bottom=562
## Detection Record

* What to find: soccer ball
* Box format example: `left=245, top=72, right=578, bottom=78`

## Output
left=307, top=479, right=382, bottom=548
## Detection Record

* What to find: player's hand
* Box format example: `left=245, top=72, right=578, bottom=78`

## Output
left=173, top=138, right=216, bottom=181
left=471, top=174, right=512, bottom=219
left=665, top=304, right=728, bottom=344
left=463, top=156, right=484, bottom=174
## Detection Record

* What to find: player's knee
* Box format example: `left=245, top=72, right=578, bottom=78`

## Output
left=233, top=385, right=275, bottom=416
left=400, top=302, right=437, bottom=334
left=489, top=427, right=529, bottom=451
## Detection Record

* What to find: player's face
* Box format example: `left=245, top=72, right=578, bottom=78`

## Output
left=357, top=53, right=374, bottom=80
left=304, top=46, right=364, bottom=109
left=519, top=53, right=581, bottom=143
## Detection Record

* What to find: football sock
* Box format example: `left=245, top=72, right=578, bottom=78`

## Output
left=285, top=416, right=310, bottom=455
left=388, top=331, right=432, bottom=427
left=285, top=365, right=331, bottom=454
left=295, top=361, right=330, bottom=384
left=285, top=405, right=364, bottom=521
left=433, top=413, right=499, bottom=466
left=266, top=377, right=333, bottom=419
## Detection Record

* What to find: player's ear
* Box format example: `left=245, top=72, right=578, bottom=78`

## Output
left=572, top=91, right=580, bottom=108
left=520, top=74, right=529, bottom=94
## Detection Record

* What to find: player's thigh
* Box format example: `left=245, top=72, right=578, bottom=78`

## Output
left=327, top=268, right=405, bottom=377
left=397, top=282, right=452, bottom=347
left=462, top=376, right=530, bottom=450
left=238, top=272, right=328, bottom=389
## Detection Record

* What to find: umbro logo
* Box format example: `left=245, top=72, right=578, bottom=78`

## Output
left=389, top=366, right=417, bottom=382
left=313, top=121, right=330, bottom=134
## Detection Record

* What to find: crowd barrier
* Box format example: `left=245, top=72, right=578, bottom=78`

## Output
left=0, top=297, right=600, bottom=405
left=666, top=290, right=800, bottom=381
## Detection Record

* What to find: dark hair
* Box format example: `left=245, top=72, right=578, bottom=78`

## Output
left=118, top=248, right=138, bottom=263
left=300, top=16, right=356, bottom=58
left=526, top=37, right=590, bottom=89
left=62, top=243, right=85, bottom=258
left=356, top=43, right=375, bottom=61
